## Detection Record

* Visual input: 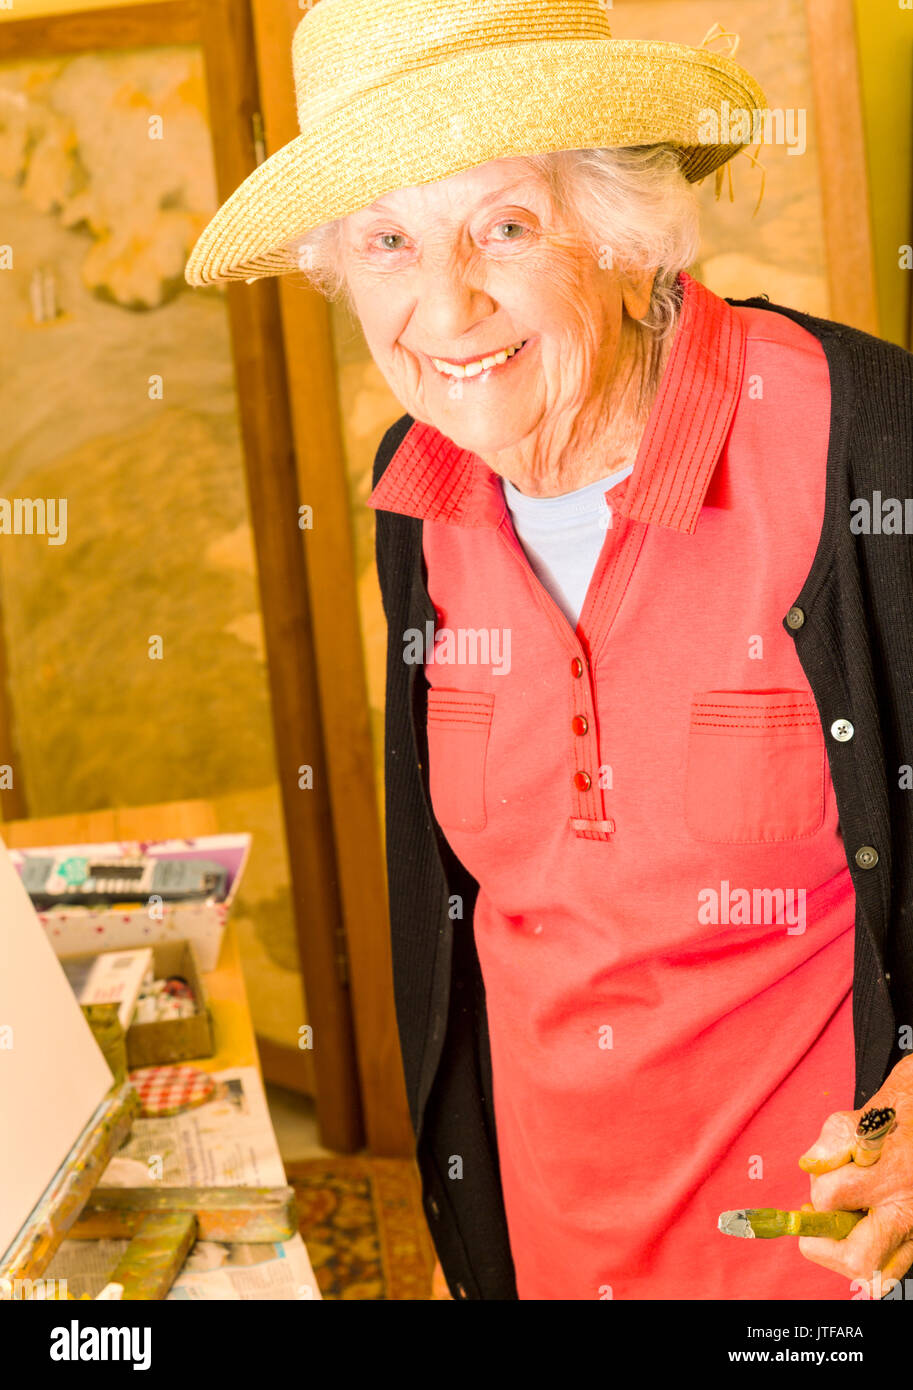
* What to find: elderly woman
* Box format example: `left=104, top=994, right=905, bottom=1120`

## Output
left=187, top=0, right=913, bottom=1301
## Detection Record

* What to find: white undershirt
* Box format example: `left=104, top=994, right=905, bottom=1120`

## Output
left=500, top=464, right=635, bottom=627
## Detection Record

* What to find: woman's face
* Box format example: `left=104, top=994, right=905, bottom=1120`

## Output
left=340, top=158, right=653, bottom=468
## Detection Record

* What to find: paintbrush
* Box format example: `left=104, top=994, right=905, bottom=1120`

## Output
left=718, top=1208, right=866, bottom=1240
left=720, top=1104, right=897, bottom=1241
left=853, top=1106, right=896, bottom=1167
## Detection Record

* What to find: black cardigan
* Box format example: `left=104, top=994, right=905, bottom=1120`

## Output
left=371, top=295, right=913, bottom=1300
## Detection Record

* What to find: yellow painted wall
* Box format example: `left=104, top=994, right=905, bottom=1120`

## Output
left=854, top=0, right=913, bottom=347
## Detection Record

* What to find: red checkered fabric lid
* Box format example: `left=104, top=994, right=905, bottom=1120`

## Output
left=129, top=1064, right=215, bottom=1117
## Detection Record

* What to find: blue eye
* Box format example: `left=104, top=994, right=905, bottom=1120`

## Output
left=377, top=233, right=406, bottom=251
left=495, top=222, right=527, bottom=240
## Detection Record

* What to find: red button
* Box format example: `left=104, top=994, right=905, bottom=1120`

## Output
left=572, top=715, right=588, bottom=736
left=570, top=657, right=584, bottom=678
left=573, top=771, right=591, bottom=791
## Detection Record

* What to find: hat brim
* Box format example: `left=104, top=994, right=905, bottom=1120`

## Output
left=185, top=38, right=768, bottom=286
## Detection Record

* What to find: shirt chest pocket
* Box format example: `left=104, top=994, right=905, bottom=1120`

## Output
left=684, top=690, right=827, bottom=843
left=426, top=688, right=495, bottom=833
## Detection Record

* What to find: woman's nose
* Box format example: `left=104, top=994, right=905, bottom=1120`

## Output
left=414, top=247, right=497, bottom=346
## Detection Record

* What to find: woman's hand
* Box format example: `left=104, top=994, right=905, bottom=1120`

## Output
left=797, top=1055, right=913, bottom=1296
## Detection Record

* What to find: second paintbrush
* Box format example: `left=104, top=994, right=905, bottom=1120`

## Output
left=718, top=1208, right=866, bottom=1240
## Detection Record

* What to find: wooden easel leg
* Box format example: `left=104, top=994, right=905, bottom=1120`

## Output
left=109, top=1212, right=197, bottom=1301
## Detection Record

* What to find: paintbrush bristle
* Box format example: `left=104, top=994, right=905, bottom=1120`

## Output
left=856, top=1106, right=895, bottom=1137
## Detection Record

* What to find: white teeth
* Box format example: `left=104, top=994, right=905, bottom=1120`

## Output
left=431, top=341, right=526, bottom=378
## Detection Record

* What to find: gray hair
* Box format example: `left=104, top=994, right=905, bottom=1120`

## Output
left=281, top=144, right=700, bottom=382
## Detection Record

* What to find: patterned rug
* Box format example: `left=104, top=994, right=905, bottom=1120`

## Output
left=286, top=1156, right=437, bottom=1300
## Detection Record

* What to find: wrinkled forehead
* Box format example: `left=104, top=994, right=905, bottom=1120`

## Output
left=344, top=158, right=552, bottom=228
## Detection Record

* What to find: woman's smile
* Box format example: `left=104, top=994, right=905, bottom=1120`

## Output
left=427, top=337, right=533, bottom=381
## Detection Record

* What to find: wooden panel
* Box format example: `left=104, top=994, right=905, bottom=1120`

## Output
left=196, top=0, right=363, bottom=1153
left=250, top=0, right=413, bottom=1156
left=255, top=1033, right=316, bottom=1097
left=0, top=2, right=199, bottom=58
left=805, top=0, right=879, bottom=334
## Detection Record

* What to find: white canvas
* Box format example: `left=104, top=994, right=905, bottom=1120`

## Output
left=0, top=836, right=113, bottom=1259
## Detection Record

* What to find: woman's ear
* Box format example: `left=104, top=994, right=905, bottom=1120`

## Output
left=620, top=268, right=657, bottom=322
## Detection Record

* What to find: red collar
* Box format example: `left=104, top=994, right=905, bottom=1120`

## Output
left=367, top=272, right=746, bottom=535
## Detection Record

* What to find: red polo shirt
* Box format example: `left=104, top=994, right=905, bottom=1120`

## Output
left=369, top=272, right=856, bottom=1300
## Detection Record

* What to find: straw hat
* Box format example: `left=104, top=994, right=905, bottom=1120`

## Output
left=184, top=0, right=767, bottom=288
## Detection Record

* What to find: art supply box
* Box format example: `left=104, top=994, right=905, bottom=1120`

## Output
left=59, top=940, right=214, bottom=1068
left=9, top=834, right=250, bottom=972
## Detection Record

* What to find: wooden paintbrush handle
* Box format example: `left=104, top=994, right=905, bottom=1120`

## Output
left=787, top=1209, right=866, bottom=1239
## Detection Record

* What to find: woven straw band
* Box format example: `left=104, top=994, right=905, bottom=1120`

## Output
left=185, top=0, right=768, bottom=287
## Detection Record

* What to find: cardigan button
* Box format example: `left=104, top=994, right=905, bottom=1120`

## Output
left=570, top=657, right=585, bottom=678
left=573, top=771, right=592, bottom=792
left=427, top=1196, right=440, bottom=1219
left=786, top=606, right=805, bottom=629
left=830, top=719, right=854, bottom=742
left=855, top=845, right=879, bottom=869
left=455, top=1283, right=468, bottom=1299
left=572, top=715, right=589, bottom=736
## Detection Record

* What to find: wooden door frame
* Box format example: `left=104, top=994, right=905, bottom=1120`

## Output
left=805, top=0, right=879, bottom=334
left=0, top=0, right=381, bottom=1153
left=250, top=0, right=412, bottom=1156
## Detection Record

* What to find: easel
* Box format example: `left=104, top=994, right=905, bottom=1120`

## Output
left=0, top=1082, right=298, bottom=1300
